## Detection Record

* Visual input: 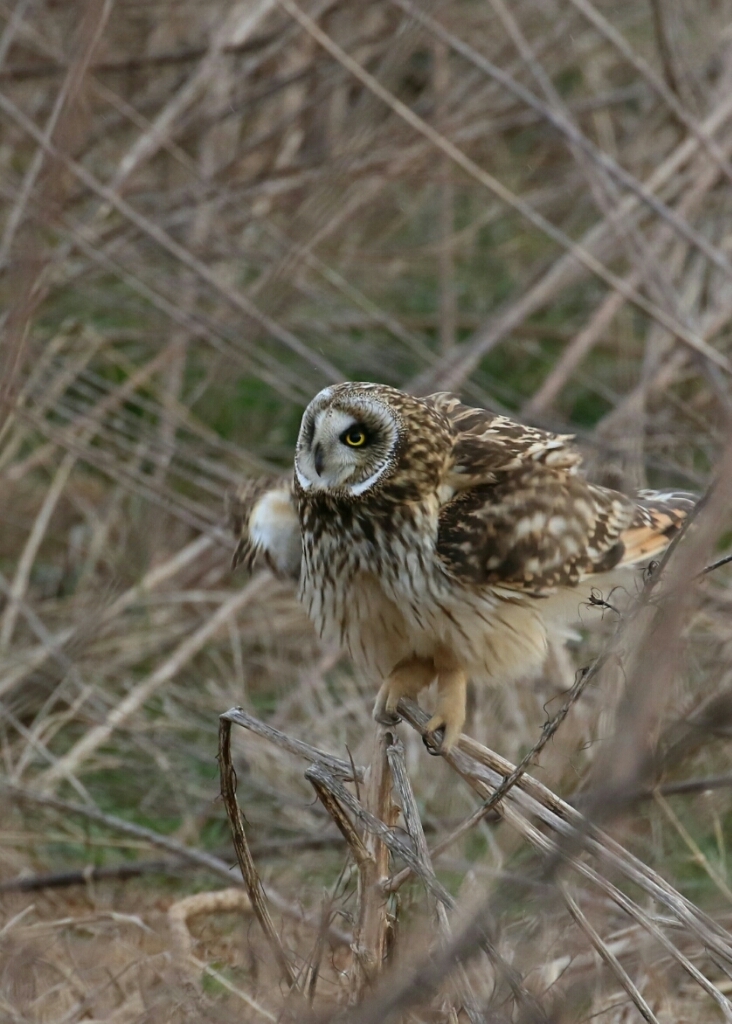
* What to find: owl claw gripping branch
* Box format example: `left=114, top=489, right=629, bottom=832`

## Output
left=229, top=382, right=695, bottom=754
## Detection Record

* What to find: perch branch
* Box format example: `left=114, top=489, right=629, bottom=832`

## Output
left=308, top=772, right=372, bottom=869
left=385, top=662, right=599, bottom=892
left=386, top=734, right=484, bottom=1024
left=305, top=761, right=450, bottom=909
left=306, top=756, right=546, bottom=1019
left=348, top=729, right=397, bottom=1002
left=221, top=706, right=364, bottom=780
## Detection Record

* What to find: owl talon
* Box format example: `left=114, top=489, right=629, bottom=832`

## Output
left=425, top=705, right=463, bottom=753
left=423, top=663, right=466, bottom=754
left=373, top=657, right=436, bottom=733
left=423, top=726, right=445, bottom=755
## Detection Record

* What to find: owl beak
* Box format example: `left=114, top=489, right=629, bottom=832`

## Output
left=313, top=443, right=325, bottom=477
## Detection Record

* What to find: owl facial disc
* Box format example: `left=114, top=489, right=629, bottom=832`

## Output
left=295, top=386, right=399, bottom=495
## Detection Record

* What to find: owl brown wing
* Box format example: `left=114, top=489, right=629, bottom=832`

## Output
left=423, top=392, right=581, bottom=490
left=435, top=465, right=694, bottom=595
left=227, top=475, right=301, bottom=580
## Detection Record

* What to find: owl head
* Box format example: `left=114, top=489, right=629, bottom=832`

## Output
left=294, top=382, right=452, bottom=499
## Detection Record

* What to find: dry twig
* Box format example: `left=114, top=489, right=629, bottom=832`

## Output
left=218, top=714, right=300, bottom=990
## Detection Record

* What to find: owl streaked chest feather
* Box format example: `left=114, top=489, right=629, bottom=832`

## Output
left=296, top=489, right=543, bottom=687
left=297, top=492, right=448, bottom=675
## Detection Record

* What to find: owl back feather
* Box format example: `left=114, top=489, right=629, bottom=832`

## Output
left=424, top=392, right=581, bottom=490
left=436, top=468, right=696, bottom=595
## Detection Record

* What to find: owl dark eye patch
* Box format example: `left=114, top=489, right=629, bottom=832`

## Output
left=340, top=423, right=371, bottom=448
left=303, top=416, right=316, bottom=447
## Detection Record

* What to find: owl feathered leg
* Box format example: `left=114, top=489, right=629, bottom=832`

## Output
left=424, top=648, right=467, bottom=754
left=373, top=655, right=435, bottom=726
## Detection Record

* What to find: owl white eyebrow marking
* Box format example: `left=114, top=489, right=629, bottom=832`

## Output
left=348, top=459, right=390, bottom=496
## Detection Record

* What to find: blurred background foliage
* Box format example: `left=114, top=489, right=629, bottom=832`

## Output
left=1, top=0, right=732, bottom=1020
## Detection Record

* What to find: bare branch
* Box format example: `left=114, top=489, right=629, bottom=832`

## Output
left=218, top=715, right=300, bottom=990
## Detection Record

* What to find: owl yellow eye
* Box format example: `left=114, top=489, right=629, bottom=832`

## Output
left=342, top=426, right=368, bottom=447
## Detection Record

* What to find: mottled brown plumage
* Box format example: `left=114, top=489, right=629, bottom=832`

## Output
left=229, top=382, right=695, bottom=751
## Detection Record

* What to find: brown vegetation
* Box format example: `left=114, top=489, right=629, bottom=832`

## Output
left=1, top=0, right=732, bottom=1020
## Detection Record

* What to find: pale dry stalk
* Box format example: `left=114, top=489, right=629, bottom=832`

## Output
left=348, top=728, right=397, bottom=1003
left=36, top=579, right=263, bottom=791
left=218, top=714, right=300, bottom=990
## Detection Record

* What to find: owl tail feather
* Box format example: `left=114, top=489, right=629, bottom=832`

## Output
left=618, top=490, right=697, bottom=567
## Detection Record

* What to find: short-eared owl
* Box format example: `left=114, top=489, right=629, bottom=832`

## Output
left=229, top=383, right=694, bottom=752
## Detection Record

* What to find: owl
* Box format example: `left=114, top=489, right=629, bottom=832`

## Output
left=229, top=382, right=695, bottom=752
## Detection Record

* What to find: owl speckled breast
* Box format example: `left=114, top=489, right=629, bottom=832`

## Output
left=297, top=489, right=439, bottom=678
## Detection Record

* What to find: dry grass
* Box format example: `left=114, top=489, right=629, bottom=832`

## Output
left=1, top=0, right=732, bottom=1020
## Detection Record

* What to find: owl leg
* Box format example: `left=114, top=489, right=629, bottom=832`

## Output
left=425, top=649, right=467, bottom=754
left=373, top=656, right=435, bottom=727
